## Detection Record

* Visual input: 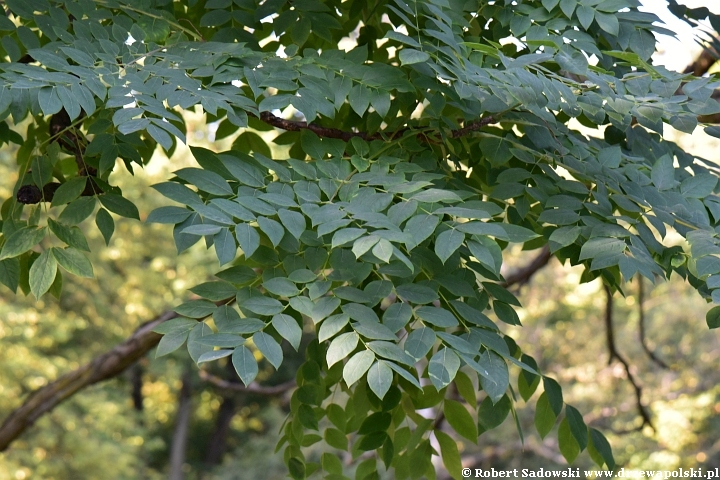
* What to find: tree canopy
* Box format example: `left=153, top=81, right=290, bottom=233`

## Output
left=1, top=0, right=720, bottom=478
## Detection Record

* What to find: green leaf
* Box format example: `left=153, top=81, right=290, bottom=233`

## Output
left=588, top=428, right=615, bottom=469
left=415, top=306, right=458, bottom=327
left=707, top=306, right=720, bottom=329
left=258, top=216, right=285, bottom=247
left=174, top=300, right=218, bottom=318
left=367, top=360, right=393, bottom=399
left=383, top=302, right=413, bottom=333
left=242, top=296, right=284, bottom=315
left=434, top=229, right=464, bottom=263
left=47, top=219, right=90, bottom=251
left=428, top=347, right=460, bottom=390
left=195, top=333, right=245, bottom=348
left=332, top=228, right=366, bottom=248
left=99, top=194, right=140, bottom=220
left=232, top=345, right=259, bottom=385
left=443, top=399, right=478, bottom=442
left=318, top=313, right=350, bottom=342
left=0, top=258, right=20, bottom=292
left=278, top=208, right=306, bottom=239
left=95, top=208, right=115, bottom=245
left=371, top=239, right=393, bottom=263
left=478, top=350, right=509, bottom=402
left=153, top=317, right=197, bottom=334
left=146, top=206, right=192, bottom=224
left=576, top=5, right=594, bottom=29
left=558, top=417, right=581, bottom=463
left=353, top=235, right=380, bottom=259
left=478, top=394, right=511, bottom=433
left=236, top=224, right=260, bottom=258
left=326, top=332, right=359, bottom=367
left=29, top=249, right=57, bottom=299
left=175, top=167, right=233, bottom=195
left=395, top=284, right=438, bottom=304
left=651, top=154, right=675, bottom=191
left=264, top=277, right=300, bottom=297
left=565, top=404, right=588, bottom=450
left=51, top=247, right=93, bottom=278
left=156, top=330, right=190, bottom=357
left=434, top=430, right=462, bottom=480
left=197, top=349, right=234, bottom=364
left=0, top=227, right=46, bottom=260
left=399, top=48, right=430, bottom=65
left=534, top=392, right=557, bottom=439
left=343, top=349, right=375, bottom=386
left=594, top=11, right=619, bottom=36
left=367, top=341, right=415, bottom=365
left=543, top=377, right=564, bottom=415
left=51, top=177, right=87, bottom=206
left=253, top=331, right=283, bottom=369
left=404, top=327, right=436, bottom=361
left=272, top=314, right=302, bottom=350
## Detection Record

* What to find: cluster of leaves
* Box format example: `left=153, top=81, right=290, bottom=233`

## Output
left=149, top=144, right=615, bottom=477
left=1, top=0, right=720, bottom=477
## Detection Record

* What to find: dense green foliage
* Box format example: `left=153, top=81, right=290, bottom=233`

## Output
left=2, top=0, right=720, bottom=477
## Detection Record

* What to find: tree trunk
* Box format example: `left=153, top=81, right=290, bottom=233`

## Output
left=169, top=371, right=193, bottom=480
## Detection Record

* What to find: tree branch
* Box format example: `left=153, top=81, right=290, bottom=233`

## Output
left=603, top=285, right=654, bottom=431
left=0, top=309, right=177, bottom=451
left=636, top=276, right=669, bottom=369
left=258, top=111, right=495, bottom=142
left=501, top=245, right=552, bottom=288
left=199, top=370, right=295, bottom=397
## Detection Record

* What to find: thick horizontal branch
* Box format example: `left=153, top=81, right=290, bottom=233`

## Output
left=199, top=371, right=295, bottom=396
left=258, top=111, right=495, bottom=142
left=0, top=309, right=177, bottom=451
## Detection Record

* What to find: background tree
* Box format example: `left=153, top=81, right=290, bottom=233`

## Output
left=1, top=0, right=720, bottom=478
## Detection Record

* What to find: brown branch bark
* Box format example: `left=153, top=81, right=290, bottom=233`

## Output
left=637, top=276, right=669, bottom=369
left=199, top=370, right=296, bottom=397
left=0, top=309, right=177, bottom=451
left=501, top=245, right=552, bottom=288
left=169, top=370, right=192, bottom=480
left=603, top=284, right=654, bottom=431
left=684, top=44, right=719, bottom=76
left=257, top=111, right=495, bottom=141
left=204, top=361, right=239, bottom=466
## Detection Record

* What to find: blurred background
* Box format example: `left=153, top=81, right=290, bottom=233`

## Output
left=2, top=2, right=720, bottom=479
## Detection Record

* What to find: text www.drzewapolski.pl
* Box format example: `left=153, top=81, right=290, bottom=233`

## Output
left=462, top=468, right=719, bottom=479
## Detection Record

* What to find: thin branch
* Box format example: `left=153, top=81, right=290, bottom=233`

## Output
left=603, top=285, right=654, bottom=431
left=501, top=245, right=552, bottom=288
left=199, top=370, right=295, bottom=397
left=258, top=111, right=495, bottom=142
left=0, top=309, right=177, bottom=451
left=637, top=276, right=670, bottom=369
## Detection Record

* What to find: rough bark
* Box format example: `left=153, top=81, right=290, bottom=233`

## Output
left=0, top=309, right=177, bottom=451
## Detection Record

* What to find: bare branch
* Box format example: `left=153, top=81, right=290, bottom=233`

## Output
left=0, top=309, right=176, bottom=451
left=199, top=370, right=295, bottom=397
left=603, top=284, right=654, bottom=431
left=501, top=245, right=552, bottom=288
left=637, top=276, right=670, bottom=369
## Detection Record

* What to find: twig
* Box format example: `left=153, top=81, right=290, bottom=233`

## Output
left=199, top=370, right=296, bottom=396
left=603, top=284, right=654, bottom=431
left=637, top=276, right=670, bottom=369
